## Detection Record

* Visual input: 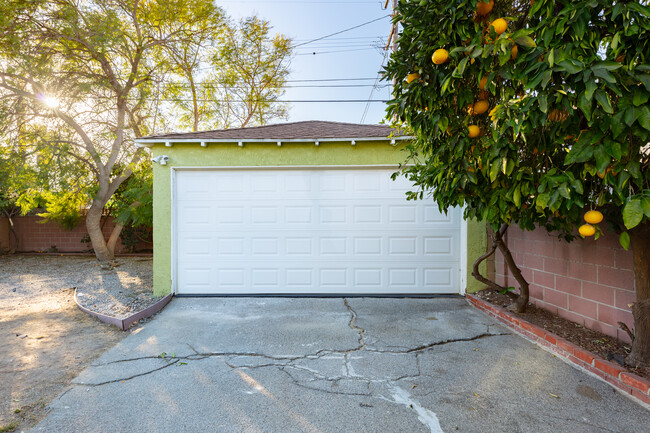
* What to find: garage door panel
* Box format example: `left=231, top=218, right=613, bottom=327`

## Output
left=175, top=168, right=461, bottom=294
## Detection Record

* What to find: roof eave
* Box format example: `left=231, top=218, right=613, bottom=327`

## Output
left=134, top=136, right=413, bottom=148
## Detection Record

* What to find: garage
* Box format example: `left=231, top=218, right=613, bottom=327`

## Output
left=136, top=121, right=480, bottom=297
left=174, top=167, right=461, bottom=295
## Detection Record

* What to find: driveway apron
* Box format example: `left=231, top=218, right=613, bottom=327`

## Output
left=31, top=298, right=649, bottom=432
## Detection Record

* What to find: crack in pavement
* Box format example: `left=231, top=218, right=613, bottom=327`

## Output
left=75, top=300, right=509, bottom=393
left=406, top=332, right=510, bottom=353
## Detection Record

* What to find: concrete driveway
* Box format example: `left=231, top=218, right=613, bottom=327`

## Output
left=31, top=298, right=649, bottom=432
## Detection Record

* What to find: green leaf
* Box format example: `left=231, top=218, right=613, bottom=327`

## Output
left=525, top=72, right=545, bottom=90
left=584, top=80, right=597, bottom=101
left=624, top=107, right=641, bottom=126
left=536, top=192, right=550, bottom=210
left=619, top=232, right=630, bottom=251
left=452, top=57, right=469, bottom=78
left=514, top=35, right=536, bottom=48
left=548, top=48, right=554, bottom=67
left=592, top=68, right=615, bottom=84
left=538, top=93, right=548, bottom=113
left=558, top=184, right=570, bottom=199
left=623, top=199, right=643, bottom=229
left=541, top=70, right=552, bottom=89
left=594, top=146, right=610, bottom=174
left=594, top=89, right=613, bottom=114
left=641, top=197, right=650, bottom=218
left=489, top=159, right=500, bottom=182
left=577, top=91, right=592, bottom=121
left=612, top=111, right=626, bottom=139
left=557, top=60, right=582, bottom=75
left=592, top=61, right=623, bottom=72
left=611, top=32, right=621, bottom=51
left=637, top=74, right=650, bottom=91
left=633, top=88, right=649, bottom=106
left=513, top=186, right=521, bottom=207
left=637, top=106, right=650, bottom=131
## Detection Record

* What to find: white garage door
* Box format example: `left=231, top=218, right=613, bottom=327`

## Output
left=174, top=168, right=461, bottom=295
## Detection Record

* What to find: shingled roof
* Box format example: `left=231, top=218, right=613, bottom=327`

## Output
left=135, top=121, right=406, bottom=145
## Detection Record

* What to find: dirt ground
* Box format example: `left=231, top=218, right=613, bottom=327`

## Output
left=475, top=288, right=650, bottom=380
left=0, top=255, right=153, bottom=431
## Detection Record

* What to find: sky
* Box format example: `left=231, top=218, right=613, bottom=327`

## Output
left=219, top=0, right=394, bottom=125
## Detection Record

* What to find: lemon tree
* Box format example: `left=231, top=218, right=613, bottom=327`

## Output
left=384, top=0, right=650, bottom=366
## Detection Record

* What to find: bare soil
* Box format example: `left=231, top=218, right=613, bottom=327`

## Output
left=475, top=288, right=650, bottom=380
left=0, top=255, right=155, bottom=431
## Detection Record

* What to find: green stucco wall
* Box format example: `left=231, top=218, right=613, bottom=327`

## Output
left=150, top=140, right=486, bottom=296
left=466, top=218, right=488, bottom=294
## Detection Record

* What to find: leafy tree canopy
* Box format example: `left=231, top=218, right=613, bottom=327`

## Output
left=385, top=0, right=650, bottom=248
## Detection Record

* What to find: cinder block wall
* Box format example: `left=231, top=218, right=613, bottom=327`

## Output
left=494, top=226, right=635, bottom=343
left=1, top=215, right=151, bottom=253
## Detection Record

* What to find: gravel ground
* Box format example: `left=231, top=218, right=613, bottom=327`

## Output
left=0, top=255, right=155, bottom=431
left=71, top=257, right=161, bottom=318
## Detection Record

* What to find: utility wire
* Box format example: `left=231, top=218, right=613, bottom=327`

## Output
left=293, top=15, right=390, bottom=48
left=140, top=98, right=387, bottom=103
left=296, top=47, right=380, bottom=56
left=361, top=50, right=389, bottom=123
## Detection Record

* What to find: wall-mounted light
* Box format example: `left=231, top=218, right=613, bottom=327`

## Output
left=152, top=155, right=169, bottom=166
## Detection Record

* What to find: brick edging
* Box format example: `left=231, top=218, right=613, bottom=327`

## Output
left=466, top=294, right=650, bottom=407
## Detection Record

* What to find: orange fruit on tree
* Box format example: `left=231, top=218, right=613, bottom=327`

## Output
left=616, top=54, right=625, bottom=63
left=584, top=210, right=603, bottom=224
left=473, top=100, right=489, bottom=115
left=490, top=18, right=508, bottom=35
left=579, top=224, right=596, bottom=237
left=406, top=73, right=420, bottom=84
left=432, top=48, right=449, bottom=65
left=511, top=45, right=518, bottom=60
left=468, top=125, right=481, bottom=138
left=476, top=0, right=494, bottom=16
left=479, top=76, right=488, bottom=90
left=479, top=90, right=489, bottom=99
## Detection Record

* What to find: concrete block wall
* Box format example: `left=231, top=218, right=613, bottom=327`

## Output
left=494, top=226, right=635, bottom=343
left=1, top=215, right=151, bottom=253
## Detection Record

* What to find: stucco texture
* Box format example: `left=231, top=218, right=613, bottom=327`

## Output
left=150, top=141, right=486, bottom=296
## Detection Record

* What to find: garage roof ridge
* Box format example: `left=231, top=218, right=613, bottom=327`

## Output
left=134, top=120, right=409, bottom=146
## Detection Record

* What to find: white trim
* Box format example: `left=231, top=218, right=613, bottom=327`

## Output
left=459, top=208, right=468, bottom=296
left=171, top=169, right=178, bottom=295
left=135, top=136, right=412, bottom=147
left=170, top=165, right=462, bottom=295
left=172, top=164, right=405, bottom=171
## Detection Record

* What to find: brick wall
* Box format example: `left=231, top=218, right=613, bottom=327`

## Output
left=494, top=226, right=636, bottom=343
left=0, top=215, right=151, bottom=253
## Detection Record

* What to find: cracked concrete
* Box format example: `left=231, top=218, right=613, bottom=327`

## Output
left=30, top=297, right=650, bottom=433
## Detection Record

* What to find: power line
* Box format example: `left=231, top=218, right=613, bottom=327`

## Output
left=218, top=1, right=381, bottom=3
left=293, top=15, right=390, bottom=48
left=296, top=47, right=380, bottom=56
left=361, top=50, right=389, bottom=123
left=143, top=98, right=387, bottom=103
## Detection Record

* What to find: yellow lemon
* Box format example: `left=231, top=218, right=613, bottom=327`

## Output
left=579, top=224, right=596, bottom=237
left=476, top=0, right=494, bottom=16
left=432, top=48, right=449, bottom=65
left=584, top=210, right=604, bottom=225
left=473, top=100, right=489, bottom=115
left=406, top=73, right=420, bottom=84
left=490, top=18, right=508, bottom=35
left=468, top=125, right=481, bottom=138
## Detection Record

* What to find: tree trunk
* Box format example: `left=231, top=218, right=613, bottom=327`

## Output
left=493, top=224, right=530, bottom=313
left=626, top=222, right=650, bottom=367
left=472, top=224, right=508, bottom=292
left=106, top=222, right=124, bottom=257
left=86, top=200, right=113, bottom=264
